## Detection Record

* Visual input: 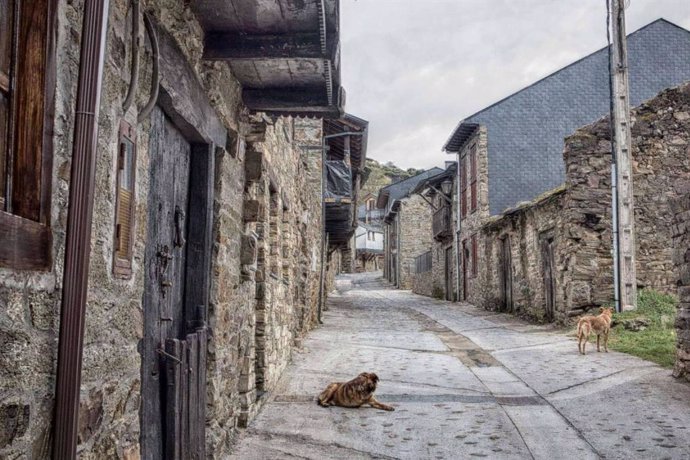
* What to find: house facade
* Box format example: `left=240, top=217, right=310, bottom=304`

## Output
left=378, top=169, right=441, bottom=289
left=410, top=164, right=459, bottom=300
left=0, top=1, right=360, bottom=458
left=354, top=223, right=384, bottom=272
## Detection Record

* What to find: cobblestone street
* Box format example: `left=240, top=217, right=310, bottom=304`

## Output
left=231, top=272, right=690, bottom=459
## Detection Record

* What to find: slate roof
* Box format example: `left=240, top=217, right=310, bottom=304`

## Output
left=443, top=19, right=690, bottom=215
left=377, top=168, right=444, bottom=220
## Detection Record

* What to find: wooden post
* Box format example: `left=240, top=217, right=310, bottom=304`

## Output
left=609, top=0, right=637, bottom=310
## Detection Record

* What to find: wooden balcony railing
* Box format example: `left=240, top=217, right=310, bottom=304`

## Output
left=433, top=205, right=452, bottom=240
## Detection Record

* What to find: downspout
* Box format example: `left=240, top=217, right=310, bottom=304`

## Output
left=455, top=151, right=462, bottom=301
left=53, top=0, right=110, bottom=458
left=396, top=212, right=402, bottom=288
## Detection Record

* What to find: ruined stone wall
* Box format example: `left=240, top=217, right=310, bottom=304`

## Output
left=398, top=194, right=433, bottom=290
left=562, top=83, right=690, bottom=315
left=671, top=187, right=690, bottom=382
left=0, top=1, right=326, bottom=458
left=479, top=190, right=566, bottom=321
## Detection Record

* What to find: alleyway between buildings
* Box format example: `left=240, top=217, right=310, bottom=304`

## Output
left=231, top=272, right=690, bottom=459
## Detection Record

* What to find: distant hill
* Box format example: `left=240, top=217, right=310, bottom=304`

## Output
left=360, top=159, right=423, bottom=198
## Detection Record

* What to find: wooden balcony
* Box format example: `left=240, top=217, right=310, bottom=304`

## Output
left=433, top=205, right=452, bottom=241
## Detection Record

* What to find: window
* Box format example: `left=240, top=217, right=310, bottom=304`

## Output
left=113, top=121, right=136, bottom=278
left=471, top=234, right=478, bottom=277
left=0, top=0, right=56, bottom=270
left=469, top=145, right=477, bottom=213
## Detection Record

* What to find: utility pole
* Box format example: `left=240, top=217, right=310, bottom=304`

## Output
left=608, top=0, right=637, bottom=311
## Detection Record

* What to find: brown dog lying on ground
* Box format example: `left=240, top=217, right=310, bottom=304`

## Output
left=318, top=372, right=395, bottom=411
left=577, top=307, right=614, bottom=355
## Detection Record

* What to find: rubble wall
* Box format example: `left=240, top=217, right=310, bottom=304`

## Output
left=671, top=187, right=690, bottom=382
left=398, top=194, right=433, bottom=290
left=0, top=1, right=326, bottom=458
left=562, top=83, right=690, bottom=315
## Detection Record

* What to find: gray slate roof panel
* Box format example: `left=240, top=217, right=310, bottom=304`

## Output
left=445, top=19, right=690, bottom=215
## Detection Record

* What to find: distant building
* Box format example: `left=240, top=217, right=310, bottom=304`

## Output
left=354, top=223, right=384, bottom=272
left=377, top=168, right=442, bottom=289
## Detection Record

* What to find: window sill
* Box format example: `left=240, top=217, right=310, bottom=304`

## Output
left=0, top=211, right=52, bottom=271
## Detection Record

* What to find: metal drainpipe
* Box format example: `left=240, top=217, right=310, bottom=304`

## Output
left=396, top=212, right=401, bottom=288
left=455, top=151, right=462, bottom=301
left=53, top=0, right=110, bottom=458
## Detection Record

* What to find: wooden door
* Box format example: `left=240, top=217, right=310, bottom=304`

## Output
left=142, top=107, right=209, bottom=460
left=462, top=240, right=468, bottom=301
left=500, top=236, right=513, bottom=312
left=540, top=232, right=556, bottom=321
left=445, top=247, right=454, bottom=301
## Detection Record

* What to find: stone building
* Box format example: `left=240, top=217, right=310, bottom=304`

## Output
left=0, top=1, right=362, bottom=458
left=440, top=18, right=690, bottom=316
left=378, top=169, right=441, bottom=289
left=354, top=223, right=384, bottom=272
left=410, top=164, right=459, bottom=300
left=474, top=82, right=690, bottom=322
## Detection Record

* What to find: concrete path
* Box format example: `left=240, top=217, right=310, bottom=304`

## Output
left=230, top=272, right=690, bottom=459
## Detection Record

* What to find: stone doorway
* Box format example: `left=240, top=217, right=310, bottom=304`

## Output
left=540, top=230, right=556, bottom=321
left=500, top=236, right=513, bottom=312
left=141, top=106, right=212, bottom=459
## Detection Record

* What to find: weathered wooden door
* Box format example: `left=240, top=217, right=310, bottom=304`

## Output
left=462, top=241, right=469, bottom=301
left=540, top=232, right=556, bottom=321
left=445, top=247, right=454, bottom=301
left=500, top=236, right=513, bottom=312
left=142, top=107, right=209, bottom=460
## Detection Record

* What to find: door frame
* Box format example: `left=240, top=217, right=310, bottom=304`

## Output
left=444, top=246, right=454, bottom=301
left=500, top=235, right=513, bottom=312
left=140, top=23, right=227, bottom=459
left=539, top=229, right=557, bottom=322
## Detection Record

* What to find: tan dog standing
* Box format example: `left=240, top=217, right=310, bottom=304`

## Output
left=577, top=307, right=614, bottom=355
left=318, top=372, right=395, bottom=411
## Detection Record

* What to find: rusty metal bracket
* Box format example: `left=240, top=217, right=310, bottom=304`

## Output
left=156, top=348, right=182, bottom=364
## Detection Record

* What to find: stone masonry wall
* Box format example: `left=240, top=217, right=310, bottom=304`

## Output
left=412, top=269, right=433, bottom=297
left=478, top=189, right=566, bottom=322
left=398, top=194, right=433, bottom=290
left=671, top=187, right=690, bottom=382
left=562, top=82, right=690, bottom=315
left=0, top=1, right=326, bottom=458
left=459, top=127, right=489, bottom=301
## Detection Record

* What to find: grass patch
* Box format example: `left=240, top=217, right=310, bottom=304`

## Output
left=590, top=289, right=677, bottom=367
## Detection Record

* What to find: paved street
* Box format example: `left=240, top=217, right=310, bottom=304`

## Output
left=230, top=272, right=690, bottom=459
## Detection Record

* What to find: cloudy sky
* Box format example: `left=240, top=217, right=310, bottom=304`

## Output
left=340, top=0, right=690, bottom=170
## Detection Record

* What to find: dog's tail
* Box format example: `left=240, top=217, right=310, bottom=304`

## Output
left=576, top=318, right=589, bottom=340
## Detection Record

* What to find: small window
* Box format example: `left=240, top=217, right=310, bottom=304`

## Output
left=0, top=0, right=56, bottom=270
left=113, top=121, right=136, bottom=278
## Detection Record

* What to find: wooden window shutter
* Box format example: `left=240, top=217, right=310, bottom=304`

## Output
left=113, top=120, right=136, bottom=278
left=470, top=146, right=477, bottom=213
left=0, top=0, right=56, bottom=271
left=461, top=156, right=468, bottom=218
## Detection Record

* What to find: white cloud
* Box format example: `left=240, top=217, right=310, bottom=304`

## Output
left=340, top=0, right=690, bottom=170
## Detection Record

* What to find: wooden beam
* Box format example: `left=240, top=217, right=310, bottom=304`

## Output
left=204, top=32, right=328, bottom=60
left=243, top=86, right=328, bottom=110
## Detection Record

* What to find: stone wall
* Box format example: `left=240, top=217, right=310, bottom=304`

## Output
left=0, top=1, right=328, bottom=458
left=398, top=194, right=433, bottom=290
left=478, top=189, right=566, bottom=321
left=671, top=187, right=690, bottom=382
left=412, top=268, right=434, bottom=298
left=561, top=82, right=690, bottom=315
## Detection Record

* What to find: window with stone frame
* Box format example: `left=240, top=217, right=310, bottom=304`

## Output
left=469, top=144, right=477, bottom=213
left=460, top=155, right=468, bottom=218
left=0, top=0, right=56, bottom=270
left=471, top=234, right=478, bottom=278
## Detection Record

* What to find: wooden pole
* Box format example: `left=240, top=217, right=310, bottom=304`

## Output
left=609, top=0, right=637, bottom=310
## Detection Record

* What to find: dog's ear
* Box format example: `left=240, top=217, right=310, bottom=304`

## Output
left=370, top=373, right=379, bottom=383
